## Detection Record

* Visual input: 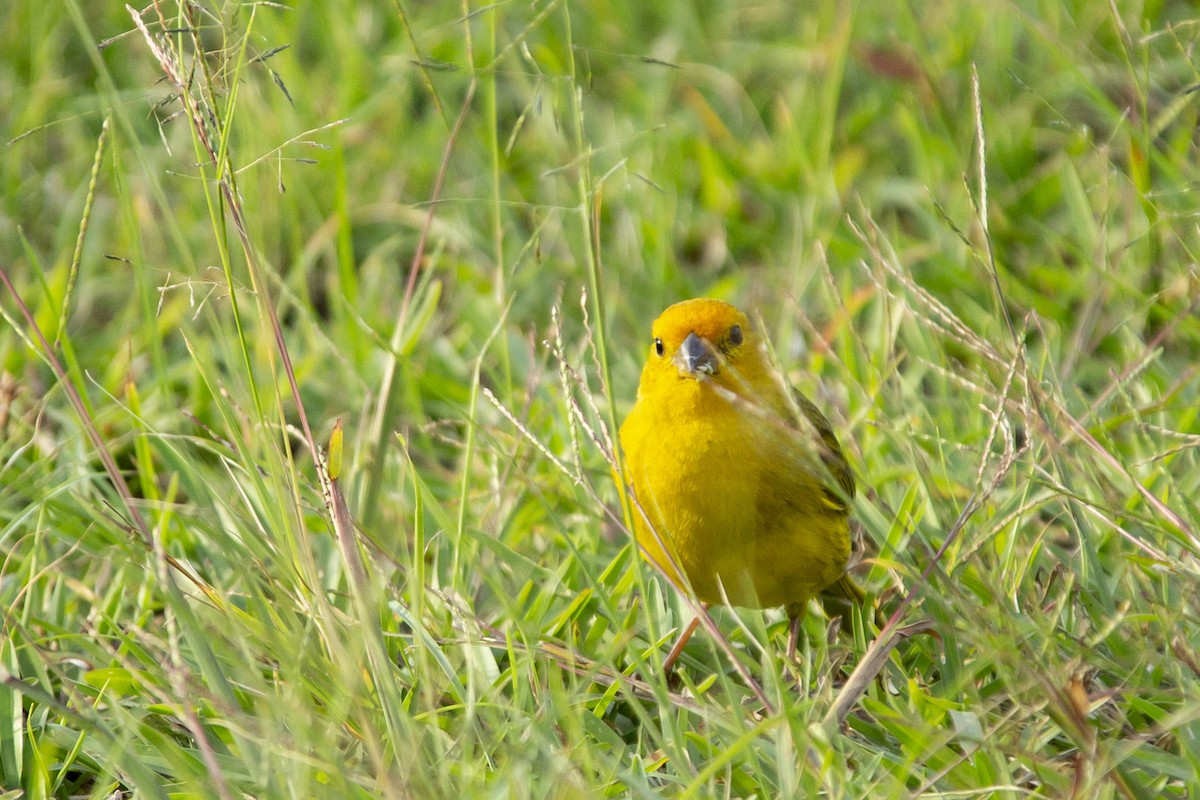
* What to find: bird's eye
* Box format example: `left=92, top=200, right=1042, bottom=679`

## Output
left=654, top=337, right=665, bottom=357
left=728, top=325, right=743, bottom=346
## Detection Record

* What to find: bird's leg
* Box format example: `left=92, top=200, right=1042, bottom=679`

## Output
left=786, top=603, right=805, bottom=661
left=662, top=608, right=706, bottom=675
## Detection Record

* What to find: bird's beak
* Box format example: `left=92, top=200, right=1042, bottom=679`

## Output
left=676, top=332, right=718, bottom=376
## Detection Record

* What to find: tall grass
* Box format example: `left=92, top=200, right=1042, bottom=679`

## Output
left=2, top=1, right=1198, bottom=797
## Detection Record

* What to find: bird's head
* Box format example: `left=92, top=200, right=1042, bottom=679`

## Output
left=639, top=298, right=764, bottom=395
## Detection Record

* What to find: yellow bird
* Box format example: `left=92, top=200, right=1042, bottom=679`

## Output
left=619, top=298, right=864, bottom=671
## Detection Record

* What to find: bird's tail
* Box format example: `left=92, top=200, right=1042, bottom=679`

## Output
left=823, top=573, right=865, bottom=603
left=819, top=573, right=883, bottom=631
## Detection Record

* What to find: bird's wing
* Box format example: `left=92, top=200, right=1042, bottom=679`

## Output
left=791, top=390, right=856, bottom=507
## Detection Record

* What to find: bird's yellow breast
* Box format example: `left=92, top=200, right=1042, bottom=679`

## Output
left=620, top=374, right=851, bottom=610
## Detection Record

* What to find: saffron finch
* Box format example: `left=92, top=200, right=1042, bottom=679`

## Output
left=619, top=298, right=864, bottom=670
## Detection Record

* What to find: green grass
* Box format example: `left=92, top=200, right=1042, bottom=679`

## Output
left=3, top=0, right=1199, bottom=797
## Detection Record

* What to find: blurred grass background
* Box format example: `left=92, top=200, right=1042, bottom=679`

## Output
left=2, top=0, right=1199, bottom=797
